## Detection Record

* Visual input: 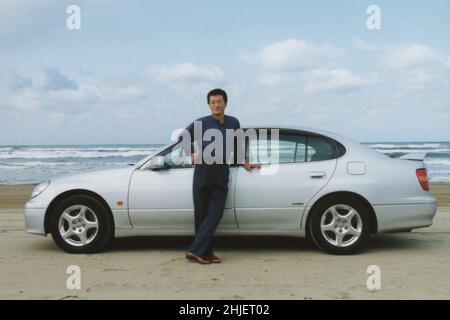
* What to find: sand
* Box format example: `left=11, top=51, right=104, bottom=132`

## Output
left=0, top=183, right=449, bottom=300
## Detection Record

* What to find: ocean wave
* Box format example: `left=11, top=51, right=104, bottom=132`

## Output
left=0, top=161, right=79, bottom=167
left=1, top=143, right=449, bottom=184
left=0, top=179, right=41, bottom=185
left=374, top=148, right=450, bottom=154
left=0, top=161, right=120, bottom=170
left=424, top=158, right=450, bottom=166
left=0, top=148, right=160, bottom=159
left=365, top=143, right=443, bottom=149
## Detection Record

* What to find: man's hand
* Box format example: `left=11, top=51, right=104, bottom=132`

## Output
left=243, top=163, right=262, bottom=171
left=191, top=152, right=199, bottom=164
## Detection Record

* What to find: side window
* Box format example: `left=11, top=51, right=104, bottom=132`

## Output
left=306, top=136, right=334, bottom=162
left=159, top=143, right=193, bottom=169
left=278, top=140, right=297, bottom=163
left=295, top=139, right=307, bottom=163
left=247, top=134, right=307, bottom=164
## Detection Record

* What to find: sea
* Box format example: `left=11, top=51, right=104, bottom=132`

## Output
left=0, top=142, right=449, bottom=185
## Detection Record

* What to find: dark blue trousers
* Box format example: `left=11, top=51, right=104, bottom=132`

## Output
left=187, top=163, right=229, bottom=257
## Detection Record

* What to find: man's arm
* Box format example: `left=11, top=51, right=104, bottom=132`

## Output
left=176, top=121, right=196, bottom=163
left=233, top=119, right=244, bottom=165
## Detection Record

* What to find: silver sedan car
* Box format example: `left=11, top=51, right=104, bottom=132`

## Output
left=24, top=126, right=437, bottom=255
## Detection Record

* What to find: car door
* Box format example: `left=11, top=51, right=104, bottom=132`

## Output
left=235, top=130, right=338, bottom=230
left=128, top=143, right=238, bottom=231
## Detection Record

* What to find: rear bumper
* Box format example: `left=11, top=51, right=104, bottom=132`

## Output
left=24, top=204, right=46, bottom=236
left=374, top=202, right=437, bottom=233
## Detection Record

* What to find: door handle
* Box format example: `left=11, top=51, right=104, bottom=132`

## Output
left=309, top=171, right=326, bottom=179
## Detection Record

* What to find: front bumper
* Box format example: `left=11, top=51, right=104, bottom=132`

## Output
left=24, top=201, right=47, bottom=236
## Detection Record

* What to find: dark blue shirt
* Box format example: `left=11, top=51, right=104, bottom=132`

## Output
left=178, top=114, right=244, bottom=165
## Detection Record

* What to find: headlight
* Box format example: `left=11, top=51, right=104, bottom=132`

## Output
left=31, top=180, right=50, bottom=199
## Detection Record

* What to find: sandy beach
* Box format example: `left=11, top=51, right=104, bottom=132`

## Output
left=0, top=183, right=449, bottom=300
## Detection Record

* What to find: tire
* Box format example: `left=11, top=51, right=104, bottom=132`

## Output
left=308, top=195, right=372, bottom=255
left=50, top=195, right=113, bottom=254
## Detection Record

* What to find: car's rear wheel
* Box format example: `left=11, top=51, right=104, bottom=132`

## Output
left=309, top=196, right=371, bottom=255
left=50, top=195, right=113, bottom=253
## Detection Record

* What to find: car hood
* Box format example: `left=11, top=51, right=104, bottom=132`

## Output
left=48, top=165, right=136, bottom=185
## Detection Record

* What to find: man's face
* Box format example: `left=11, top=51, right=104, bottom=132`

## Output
left=208, top=95, right=226, bottom=116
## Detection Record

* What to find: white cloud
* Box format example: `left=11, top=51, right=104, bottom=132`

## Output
left=351, top=38, right=376, bottom=51
left=7, top=81, right=150, bottom=114
left=303, top=69, right=370, bottom=93
left=148, top=62, right=224, bottom=81
left=404, top=69, right=437, bottom=87
left=43, top=67, right=79, bottom=91
left=385, top=44, right=434, bottom=69
left=258, top=73, right=285, bottom=86
left=444, top=56, right=450, bottom=68
left=366, top=43, right=450, bottom=89
left=100, top=85, right=145, bottom=104
left=8, top=84, right=99, bottom=112
left=350, top=41, right=449, bottom=71
left=241, top=38, right=343, bottom=71
left=9, top=73, right=33, bottom=91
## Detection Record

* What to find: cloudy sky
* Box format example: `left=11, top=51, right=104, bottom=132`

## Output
left=1, top=0, right=449, bottom=145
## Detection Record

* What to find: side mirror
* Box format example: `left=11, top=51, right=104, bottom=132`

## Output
left=147, top=156, right=166, bottom=170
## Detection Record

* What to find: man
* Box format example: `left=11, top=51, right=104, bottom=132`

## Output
left=179, top=88, right=260, bottom=264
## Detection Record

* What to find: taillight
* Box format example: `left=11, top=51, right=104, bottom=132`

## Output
left=416, top=168, right=429, bottom=191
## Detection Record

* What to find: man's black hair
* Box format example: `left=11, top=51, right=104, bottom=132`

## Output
left=207, top=88, right=228, bottom=104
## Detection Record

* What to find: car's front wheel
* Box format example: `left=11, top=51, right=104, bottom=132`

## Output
left=308, top=195, right=372, bottom=255
left=50, top=195, right=113, bottom=253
